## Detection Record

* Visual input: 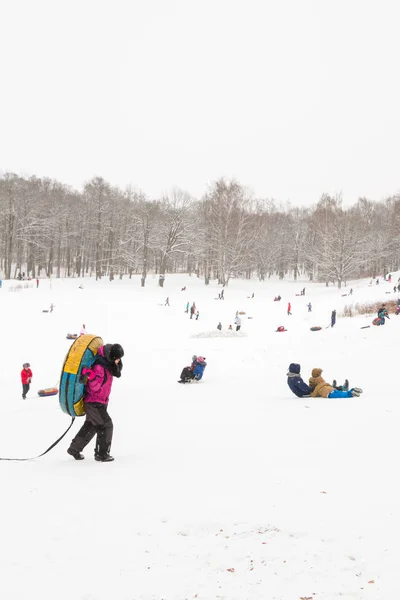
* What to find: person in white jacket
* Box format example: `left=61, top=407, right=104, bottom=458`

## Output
left=234, top=315, right=241, bottom=331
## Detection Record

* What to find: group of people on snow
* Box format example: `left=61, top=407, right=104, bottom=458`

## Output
left=287, top=364, right=363, bottom=399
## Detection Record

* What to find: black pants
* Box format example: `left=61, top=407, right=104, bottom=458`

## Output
left=69, top=403, right=113, bottom=457
left=22, top=383, right=30, bottom=399
left=236, top=325, right=241, bottom=331
left=180, top=367, right=194, bottom=382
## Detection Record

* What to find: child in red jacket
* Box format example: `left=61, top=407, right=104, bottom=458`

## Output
left=21, top=363, right=32, bottom=399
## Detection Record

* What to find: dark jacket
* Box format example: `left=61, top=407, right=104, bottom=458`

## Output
left=287, top=364, right=312, bottom=397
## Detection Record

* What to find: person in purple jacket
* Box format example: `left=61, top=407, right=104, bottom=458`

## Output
left=67, top=343, right=124, bottom=462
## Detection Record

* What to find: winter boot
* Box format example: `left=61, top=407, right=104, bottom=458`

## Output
left=332, top=379, right=337, bottom=389
left=352, top=387, right=363, bottom=394
left=351, top=390, right=361, bottom=397
left=95, top=454, right=115, bottom=462
left=67, top=448, right=85, bottom=460
left=343, top=379, right=349, bottom=391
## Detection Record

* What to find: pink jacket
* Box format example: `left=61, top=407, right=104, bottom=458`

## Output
left=82, top=347, right=113, bottom=406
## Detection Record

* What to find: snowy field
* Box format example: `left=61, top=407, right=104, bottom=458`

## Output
left=0, top=273, right=399, bottom=600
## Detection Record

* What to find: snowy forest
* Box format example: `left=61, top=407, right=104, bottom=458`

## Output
left=0, top=173, right=399, bottom=288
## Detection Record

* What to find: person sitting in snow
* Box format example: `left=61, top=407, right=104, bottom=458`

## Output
left=287, top=364, right=352, bottom=398
left=178, top=355, right=207, bottom=384
left=377, top=304, right=389, bottom=325
left=309, top=368, right=363, bottom=398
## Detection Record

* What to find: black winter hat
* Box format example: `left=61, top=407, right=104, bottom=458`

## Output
left=110, top=343, right=124, bottom=361
left=288, top=363, right=300, bottom=374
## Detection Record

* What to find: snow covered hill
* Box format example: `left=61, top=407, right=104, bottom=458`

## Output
left=0, top=274, right=399, bottom=600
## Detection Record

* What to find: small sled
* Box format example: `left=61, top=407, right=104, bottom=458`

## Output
left=310, top=326, right=322, bottom=331
left=360, top=325, right=371, bottom=329
left=66, top=333, right=78, bottom=340
left=38, top=387, right=59, bottom=397
left=42, top=310, right=49, bottom=313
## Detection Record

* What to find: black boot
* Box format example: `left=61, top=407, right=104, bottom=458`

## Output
left=67, top=448, right=85, bottom=460
left=95, top=454, right=115, bottom=462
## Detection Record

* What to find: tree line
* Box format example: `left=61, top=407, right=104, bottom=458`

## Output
left=0, top=173, right=399, bottom=288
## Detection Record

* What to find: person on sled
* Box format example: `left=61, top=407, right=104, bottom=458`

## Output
left=178, top=355, right=207, bottom=384
left=308, top=368, right=363, bottom=398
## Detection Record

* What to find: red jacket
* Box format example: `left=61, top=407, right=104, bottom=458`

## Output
left=21, top=368, right=32, bottom=384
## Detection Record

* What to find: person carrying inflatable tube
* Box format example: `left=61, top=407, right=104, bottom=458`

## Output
left=67, top=343, right=124, bottom=462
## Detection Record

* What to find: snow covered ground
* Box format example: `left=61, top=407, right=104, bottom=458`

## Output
left=0, top=273, right=399, bottom=600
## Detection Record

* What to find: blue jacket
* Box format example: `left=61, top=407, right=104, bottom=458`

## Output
left=193, top=361, right=206, bottom=380
left=287, top=373, right=313, bottom=397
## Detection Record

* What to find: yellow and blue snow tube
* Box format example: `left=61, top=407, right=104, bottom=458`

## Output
left=59, top=334, right=104, bottom=416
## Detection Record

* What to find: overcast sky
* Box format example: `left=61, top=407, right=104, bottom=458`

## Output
left=1, top=0, right=399, bottom=206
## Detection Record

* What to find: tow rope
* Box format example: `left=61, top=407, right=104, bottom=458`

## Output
left=0, top=417, right=75, bottom=461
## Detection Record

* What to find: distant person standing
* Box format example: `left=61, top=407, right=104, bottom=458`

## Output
left=331, top=309, right=336, bottom=328
left=195, top=310, right=199, bottom=320
left=80, top=324, right=87, bottom=335
left=217, top=322, right=222, bottom=330
left=36, top=278, right=39, bottom=288
left=234, top=315, right=242, bottom=331
left=220, top=289, right=224, bottom=300
left=190, top=302, right=196, bottom=319
left=185, top=301, right=189, bottom=313
left=307, top=302, right=312, bottom=312
left=287, top=302, right=292, bottom=316
left=349, top=288, right=353, bottom=295
left=21, top=363, right=33, bottom=399
left=165, top=297, right=170, bottom=306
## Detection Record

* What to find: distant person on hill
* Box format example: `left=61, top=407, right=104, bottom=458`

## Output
left=80, top=324, right=87, bottom=335
left=377, top=304, right=389, bottom=325
left=185, top=301, right=189, bottom=313
left=195, top=310, right=199, bottom=320
left=220, top=289, right=224, bottom=300
left=181, top=286, right=186, bottom=291
left=0, top=279, right=2, bottom=288
left=217, top=322, right=222, bottom=330
left=331, top=309, right=336, bottom=327
left=21, top=363, right=33, bottom=400
left=36, top=278, right=39, bottom=288
left=274, top=295, right=281, bottom=301
left=307, top=302, right=312, bottom=312
left=287, top=302, right=292, bottom=316
left=190, top=302, right=196, bottom=319
left=376, top=278, right=379, bottom=285
left=234, top=315, right=242, bottom=331
left=165, top=296, right=170, bottom=306
left=309, top=368, right=363, bottom=398
left=178, top=355, right=207, bottom=383
left=349, top=288, right=353, bottom=295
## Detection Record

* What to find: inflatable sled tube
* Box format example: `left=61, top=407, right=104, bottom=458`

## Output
left=59, top=334, right=104, bottom=417
left=38, top=387, right=58, bottom=397
left=310, top=326, right=322, bottom=331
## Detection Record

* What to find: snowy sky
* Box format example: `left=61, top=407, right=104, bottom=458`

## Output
left=1, top=0, right=400, bottom=205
